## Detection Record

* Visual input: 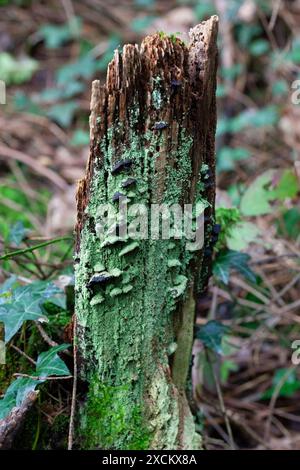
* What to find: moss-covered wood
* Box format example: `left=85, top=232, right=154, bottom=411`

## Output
left=75, top=17, right=218, bottom=450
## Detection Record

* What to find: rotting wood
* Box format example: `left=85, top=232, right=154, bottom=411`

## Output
left=75, top=16, right=218, bottom=450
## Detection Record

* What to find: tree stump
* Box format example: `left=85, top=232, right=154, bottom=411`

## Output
left=75, top=16, right=218, bottom=450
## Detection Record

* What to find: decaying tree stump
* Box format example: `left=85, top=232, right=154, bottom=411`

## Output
left=75, top=17, right=218, bottom=450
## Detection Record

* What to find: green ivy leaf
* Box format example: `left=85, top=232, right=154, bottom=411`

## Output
left=38, top=17, right=82, bottom=49
left=0, top=345, right=70, bottom=419
left=36, top=81, right=84, bottom=103
left=0, top=280, right=66, bottom=342
left=36, top=344, right=70, bottom=378
left=269, top=169, right=299, bottom=201
left=0, top=294, right=47, bottom=342
left=196, top=320, right=229, bottom=355
left=262, top=369, right=300, bottom=399
left=0, top=52, right=38, bottom=85
left=217, top=146, right=250, bottom=172
left=47, top=101, right=78, bottom=127
left=0, top=276, right=17, bottom=304
left=226, top=221, right=260, bottom=251
left=240, top=169, right=276, bottom=216
left=70, top=129, right=90, bottom=146
left=213, top=249, right=256, bottom=285
left=8, top=221, right=28, bottom=246
left=250, top=39, right=270, bottom=56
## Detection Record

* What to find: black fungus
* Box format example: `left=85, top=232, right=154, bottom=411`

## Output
left=111, top=159, right=134, bottom=175
left=201, top=167, right=213, bottom=179
left=153, top=121, right=168, bottom=130
left=212, top=223, right=221, bottom=235
left=112, top=191, right=126, bottom=202
left=204, top=247, right=212, bottom=257
left=121, top=177, right=137, bottom=188
left=88, top=273, right=113, bottom=287
left=204, top=180, right=214, bottom=189
left=171, top=79, right=182, bottom=90
left=211, top=233, right=219, bottom=245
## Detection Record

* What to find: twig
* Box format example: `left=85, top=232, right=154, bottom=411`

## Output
left=269, top=0, right=282, bottom=31
left=0, top=236, right=72, bottom=261
left=13, top=373, right=73, bottom=380
left=35, top=322, right=58, bottom=348
left=0, top=144, right=68, bottom=191
left=10, top=345, right=36, bottom=366
left=206, top=350, right=236, bottom=450
left=264, top=366, right=296, bottom=442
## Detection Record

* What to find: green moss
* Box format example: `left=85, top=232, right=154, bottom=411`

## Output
left=81, top=379, right=152, bottom=450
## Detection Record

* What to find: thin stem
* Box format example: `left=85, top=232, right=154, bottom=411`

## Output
left=206, top=349, right=236, bottom=450
left=0, top=236, right=72, bottom=261
left=10, top=344, right=36, bottom=366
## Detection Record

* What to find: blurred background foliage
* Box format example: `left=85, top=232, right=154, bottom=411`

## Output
left=0, top=0, right=300, bottom=450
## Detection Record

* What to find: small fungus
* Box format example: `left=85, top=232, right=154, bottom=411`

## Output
left=119, top=241, right=139, bottom=257
left=153, top=121, right=168, bottom=131
left=171, top=79, right=182, bottom=89
left=112, top=191, right=126, bottom=202
left=110, top=288, right=123, bottom=298
left=212, top=223, right=221, bottom=234
left=111, top=159, right=134, bottom=175
left=167, top=259, right=182, bottom=268
left=90, top=293, right=105, bottom=306
left=203, top=247, right=212, bottom=257
left=122, top=284, right=133, bottom=294
left=88, top=272, right=114, bottom=287
left=121, top=177, right=137, bottom=189
left=94, top=262, right=105, bottom=272
left=169, top=275, right=188, bottom=298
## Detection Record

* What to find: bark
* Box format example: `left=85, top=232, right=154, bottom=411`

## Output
left=75, top=17, right=218, bottom=450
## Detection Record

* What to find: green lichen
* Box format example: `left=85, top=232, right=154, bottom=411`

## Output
left=75, top=96, right=205, bottom=448
left=152, top=77, right=163, bottom=110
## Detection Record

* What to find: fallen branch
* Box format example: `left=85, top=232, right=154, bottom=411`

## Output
left=0, top=391, right=39, bottom=449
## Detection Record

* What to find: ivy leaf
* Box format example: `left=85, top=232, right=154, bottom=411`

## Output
left=0, top=376, right=40, bottom=419
left=0, top=280, right=66, bottom=342
left=8, top=221, right=28, bottom=246
left=269, top=169, right=299, bottom=201
left=0, top=276, right=17, bottom=304
left=226, top=221, right=260, bottom=251
left=196, top=320, right=229, bottom=355
left=0, top=294, right=48, bottom=342
left=38, top=17, right=81, bottom=49
left=217, top=146, right=250, bottom=172
left=240, top=170, right=276, bottom=216
left=213, top=249, right=256, bottom=285
left=262, top=369, right=300, bottom=399
left=0, top=380, right=23, bottom=420
left=0, top=345, right=70, bottom=419
left=241, top=169, right=299, bottom=217
left=14, top=281, right=66, bottom=309
left=47, top=101, right=78, bottom=127
left=250, top=39, right=270, bottom=56
left=0, top=52, right=38, bottom=85
left=36, top=344, right=70, bottom=378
